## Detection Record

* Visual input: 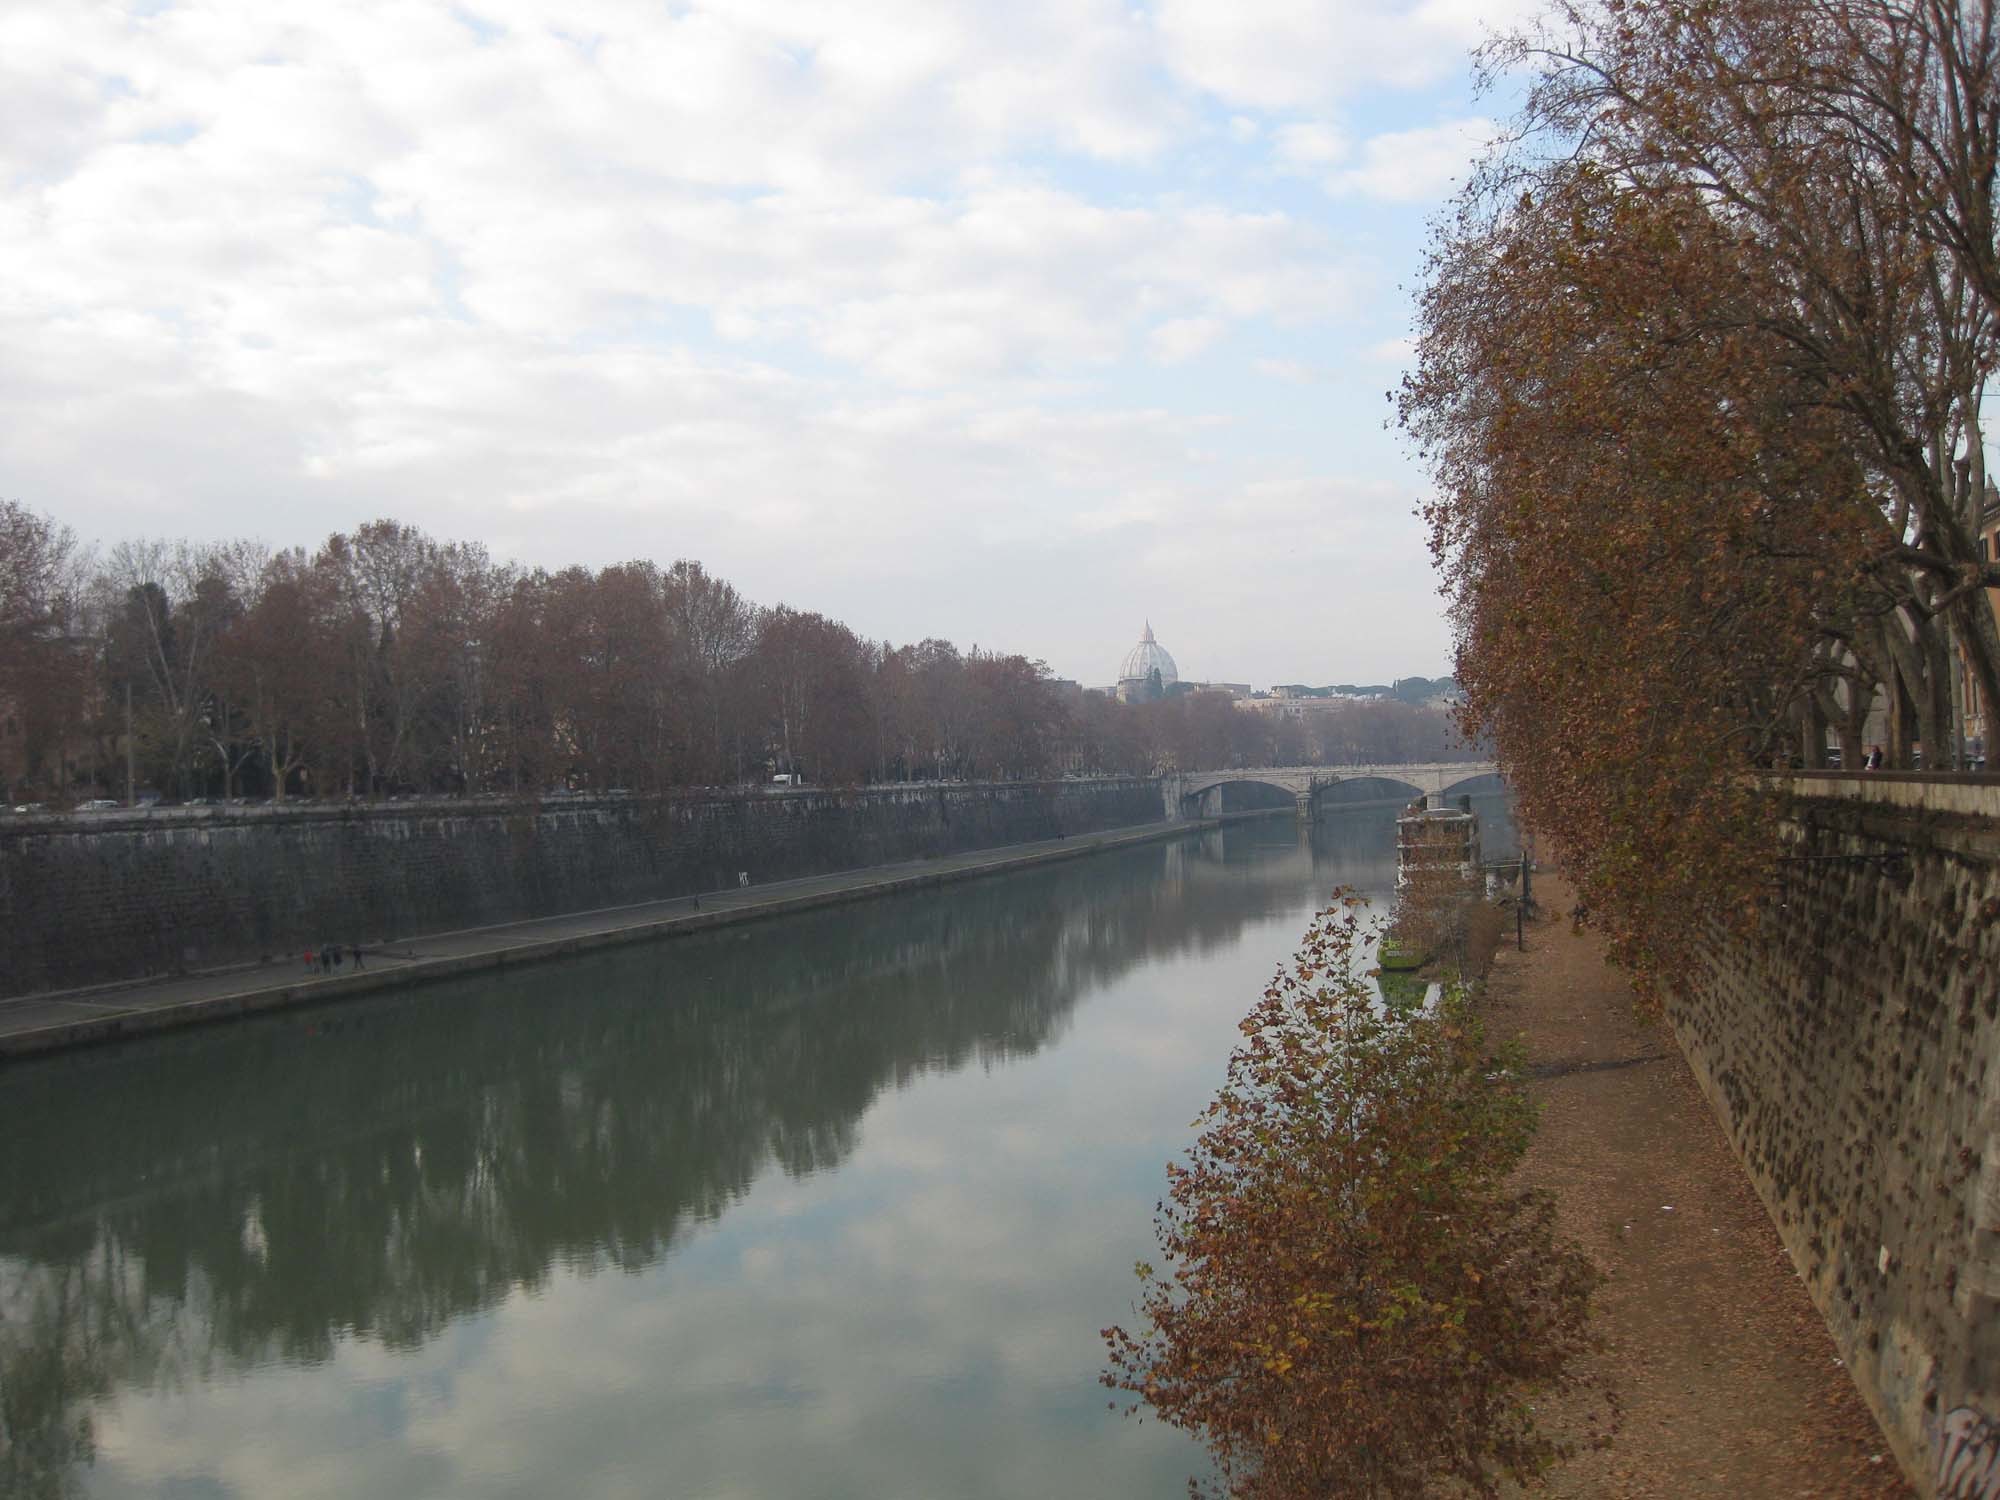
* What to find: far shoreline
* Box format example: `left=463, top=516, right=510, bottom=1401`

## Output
left=1, top=811, right=1296, bottom=1064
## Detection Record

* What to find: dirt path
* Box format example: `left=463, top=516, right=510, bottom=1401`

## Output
left=1488, top=876, right=1914, bottom=1498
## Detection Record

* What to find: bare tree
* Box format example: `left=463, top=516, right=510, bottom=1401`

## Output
left=0, top=501, right=90, bottom=801
left=662, top=559, right=754, bottom=782
left=312, top=520, right=444, bottom=793
left=216, top=548, right=331, bottom=802
left=95, top=539, right=241, bottom=797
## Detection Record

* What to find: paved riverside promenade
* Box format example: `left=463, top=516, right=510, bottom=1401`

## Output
left=0, top=818, right=1214, bottom=1062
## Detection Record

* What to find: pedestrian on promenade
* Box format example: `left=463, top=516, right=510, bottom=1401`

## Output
left=303, top=947, right=316, bottom=972
left=350, top=944, right=364, bottom=970
left=1865, top=744, right=1885, bottom=771
left=320, top=947, right=333, bottom=974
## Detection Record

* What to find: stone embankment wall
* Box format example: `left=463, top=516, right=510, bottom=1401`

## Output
left=1676, top=777, right=2000, bottom=1498
left=0, top=778, right=1162, bottom=999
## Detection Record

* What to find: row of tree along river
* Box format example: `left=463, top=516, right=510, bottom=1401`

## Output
left=1, top=510, right=1466, bottom=807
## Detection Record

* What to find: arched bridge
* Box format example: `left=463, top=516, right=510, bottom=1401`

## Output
left=1161, top=762, right=1502, bottom=822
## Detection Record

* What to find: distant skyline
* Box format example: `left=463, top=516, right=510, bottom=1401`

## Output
left=2, top=0, right=1529, bottom=687
left=1084, top=619, right=1450, bottom=694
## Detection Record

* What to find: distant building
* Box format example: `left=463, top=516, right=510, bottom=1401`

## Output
left=1115, top=622, right=1180, bottom=704
left=1233, top=693, right=1380, bottom=721
left=1236, top=695, right=1313, bottom=720
left=1234, top=696, right=1295, bottom=716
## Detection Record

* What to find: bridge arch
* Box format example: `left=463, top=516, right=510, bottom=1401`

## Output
left=1177, top=778, right=1299, bottom=818
left=1314, top=775, right=1424, bottom=809
left=1441, top=770, right=1507, bottom=799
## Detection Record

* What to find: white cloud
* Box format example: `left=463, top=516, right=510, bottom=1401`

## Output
left=0, top=0, right=1482, bottom=683
left=1153, top=0, right=1527, bottom=110
left=1254, top=356, right=1327, bottom=383
left=1148, top=315, right=1226, bottom=364
left=0, top=5, right=1354, bottom=389
left=1329, top=115, right=1499, bottom=201
left=1274, top=120, right=1349, bottom=170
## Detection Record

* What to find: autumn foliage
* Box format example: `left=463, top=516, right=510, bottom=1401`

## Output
left=1401, top=0, right=2000, bottom=984
left=1103, top=899, right=1608, bottom=1498
left=0, top=508, right=1472, bottom=805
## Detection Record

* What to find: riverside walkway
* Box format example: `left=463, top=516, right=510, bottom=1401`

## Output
left=1488, top=874, right=1910, bottom=1497
left=0, top=818, right=1211, bottom=1062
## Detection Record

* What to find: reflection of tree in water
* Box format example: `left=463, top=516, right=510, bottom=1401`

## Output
left=2, top=1260, right=98, bottom=1500
left=0, top=822, right=1368, bottom=1492
left=0, top=1244, right=191, bottom=1500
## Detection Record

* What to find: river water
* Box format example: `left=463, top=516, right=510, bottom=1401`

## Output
left=0, top=795, right=1515, bottom=1500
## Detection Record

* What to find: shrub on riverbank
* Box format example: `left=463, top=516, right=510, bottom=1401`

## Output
left=1103, top=896, right=1612, bottom=1498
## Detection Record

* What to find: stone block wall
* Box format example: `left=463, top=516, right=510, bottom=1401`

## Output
left=0, top=778, right=1162, bottom=998
left=1675, top=780, right=2000, bottom=1498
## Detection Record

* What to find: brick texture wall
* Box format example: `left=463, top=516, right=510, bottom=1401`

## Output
left=1674, top=781, right=2000, bottom=1498
left=0, top=779, right=1163, bottom=998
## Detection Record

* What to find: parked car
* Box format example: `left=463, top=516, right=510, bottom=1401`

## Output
left=78, top=799, right=120, bottom=811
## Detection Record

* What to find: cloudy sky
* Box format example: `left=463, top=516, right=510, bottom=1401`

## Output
left=3, top=0, right=1521, bottom=687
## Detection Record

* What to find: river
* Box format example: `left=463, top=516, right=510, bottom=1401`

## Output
left=0, top=794, right=1516, bottom=1500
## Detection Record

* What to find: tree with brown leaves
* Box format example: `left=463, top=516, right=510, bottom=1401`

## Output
left=0, top=501, right=88, bottom=803
left=1404, top=0, right=2000, bottom=982
left=1104, top=899, right=1609, bottom=1499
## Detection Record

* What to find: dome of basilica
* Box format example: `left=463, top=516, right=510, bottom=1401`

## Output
left=1118, top=622, right=1179, bottom=687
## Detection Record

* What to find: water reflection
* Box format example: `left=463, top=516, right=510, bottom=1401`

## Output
left=0, top=801, right=1513, bottom=1499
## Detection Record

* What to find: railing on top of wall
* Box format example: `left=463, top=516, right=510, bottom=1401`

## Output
left=1783, top=769, right=2000, bottom=787
left=1765, top=771, right=2000, bottom=820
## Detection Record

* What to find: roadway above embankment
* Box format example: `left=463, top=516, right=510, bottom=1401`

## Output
left=0, top=816, right=1230, bottom=1062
